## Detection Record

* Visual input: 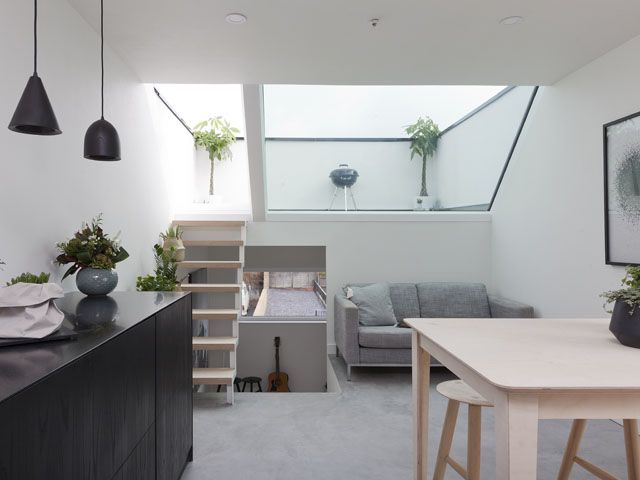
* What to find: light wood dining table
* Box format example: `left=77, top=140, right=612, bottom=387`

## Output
left=406, top=317, right=640, bottom=480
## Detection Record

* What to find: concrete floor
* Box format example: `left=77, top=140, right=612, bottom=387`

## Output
left=264, top=289, right=326, bottom=317
left=183, top=356, right=631, bottom=479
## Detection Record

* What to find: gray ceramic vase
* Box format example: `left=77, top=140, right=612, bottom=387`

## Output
left=76, top=268, right=118, bottom=296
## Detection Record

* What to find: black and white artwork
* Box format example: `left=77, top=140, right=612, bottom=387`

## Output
left=604, top=111, right=640, bottom=265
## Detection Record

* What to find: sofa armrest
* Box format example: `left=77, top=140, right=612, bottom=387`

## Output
left=334, top=294, right=360, bottom=365
left=488, top=294, right=534, bottom=318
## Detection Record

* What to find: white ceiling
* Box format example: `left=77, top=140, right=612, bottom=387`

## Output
left=67, top=0, right=640, bottom=85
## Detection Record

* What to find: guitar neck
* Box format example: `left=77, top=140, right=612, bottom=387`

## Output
left=275, top=344, right=280, bottom=375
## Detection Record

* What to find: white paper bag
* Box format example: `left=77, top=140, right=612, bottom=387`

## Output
left=0, top=283, right=65, bottom=339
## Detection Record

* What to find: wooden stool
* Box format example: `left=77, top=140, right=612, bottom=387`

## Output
left=557, top=419, right=640, bottom=480
left=433, top=380, right=493, bottom=480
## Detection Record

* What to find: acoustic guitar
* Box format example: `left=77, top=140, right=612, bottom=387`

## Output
left=267, top=336, right=290, bottom=392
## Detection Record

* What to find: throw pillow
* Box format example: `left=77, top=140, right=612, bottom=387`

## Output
left=348, top=282, right=396, bottom=326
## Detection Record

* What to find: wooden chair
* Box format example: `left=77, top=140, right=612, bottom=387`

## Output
left=433, top=380, right=493, bottom=480
left=557, top=419, right=640, bottom=480
left=435, top=379, right=640, bottom=480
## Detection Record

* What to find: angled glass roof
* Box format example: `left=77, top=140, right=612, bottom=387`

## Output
left=264, top=85, right=505, bottom=138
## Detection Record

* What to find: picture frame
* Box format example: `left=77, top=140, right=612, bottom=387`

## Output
left=603, top=110, right=640, bottom=266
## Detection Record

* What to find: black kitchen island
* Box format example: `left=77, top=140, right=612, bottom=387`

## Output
left=0, top=291, right=193, bottom=480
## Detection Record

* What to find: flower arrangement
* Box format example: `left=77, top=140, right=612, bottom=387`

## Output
left=55, top=214, right=129, bottom=280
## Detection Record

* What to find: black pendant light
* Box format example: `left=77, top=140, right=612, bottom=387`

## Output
left=84, top=0, right=120, bottom=161
left=8, top=0, right=61, bottom=135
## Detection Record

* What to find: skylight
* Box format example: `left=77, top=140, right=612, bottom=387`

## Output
left=264, top=85, right=506, bottom=138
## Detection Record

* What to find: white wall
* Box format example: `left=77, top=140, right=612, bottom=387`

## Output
left=0, top=0, right=171, bottom=289
left=434, top=87, right=535, bottom=208
left=237, top=320, right=327, bottom=392
left=265, top=141, right=427, bottom=210
left=247, top=217, right=493, bottom=351
left=491, top=36, right=640, bottom=316
left=148, top=84, right=252, bottom=213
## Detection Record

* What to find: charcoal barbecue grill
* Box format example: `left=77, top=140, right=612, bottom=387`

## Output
left=328, top=164, right=359, bottom=211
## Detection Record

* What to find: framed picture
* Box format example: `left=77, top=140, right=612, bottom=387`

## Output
left=604, top=111, right=640, bottom=265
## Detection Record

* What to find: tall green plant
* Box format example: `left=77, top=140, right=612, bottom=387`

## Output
left=405, top=116, right=441, bottom=197
left=136, top=244, right=179, bottom=292
left=193, top=117, right=239, bottom=196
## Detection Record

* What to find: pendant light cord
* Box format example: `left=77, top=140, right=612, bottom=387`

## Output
left=100, top=0, right=104, bottom=119
left=33, top=0, right=37, bottom=74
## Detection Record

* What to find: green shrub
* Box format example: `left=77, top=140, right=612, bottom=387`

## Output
left=7, top=272, right=50, bottom=286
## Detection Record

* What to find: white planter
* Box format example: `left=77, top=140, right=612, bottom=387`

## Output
left=414, top=195, right=434, bottom=211
left=206, top=194, right=225, bottom=206
left=163, top=238, right=186, bottom=262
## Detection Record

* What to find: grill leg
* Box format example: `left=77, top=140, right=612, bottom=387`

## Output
left=348, top=187, right=358, bottom=211
left=344, top=186, right=348, bottom=211
left=328, top=187, right=339, bottom=211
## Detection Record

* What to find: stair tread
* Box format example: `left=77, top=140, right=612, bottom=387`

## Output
left=193, top=368, right=235, bottom=385
left=183, top=240, right=244, bottom=247
left=173, top=220, right=245, bottom=227
left=181, top=283, right=241, bottom=292
left=193, top=308, right=239, bottom=315
left=192, top=336, right=237, bottom=350
left=178, top=261, right=242, bottom=269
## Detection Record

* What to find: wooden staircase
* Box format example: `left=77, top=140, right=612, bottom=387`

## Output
left=173, top=219, right=245, bottom=405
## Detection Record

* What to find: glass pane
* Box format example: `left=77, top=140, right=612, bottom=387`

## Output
left=263, top=85, right=535, bottom=212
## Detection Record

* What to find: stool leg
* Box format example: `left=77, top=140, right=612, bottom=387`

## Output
left=623, top=419, right=640, bottom=480
left=433, top=399, right=460, bottom=480
left=557, top=419, right=587, bottom=480
left=467, top=405, right=482, bottom=480
left=257, top=381, right=262, bottom=392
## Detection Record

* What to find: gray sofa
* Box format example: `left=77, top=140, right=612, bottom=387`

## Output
left=335, top=282, right=533, bottom=380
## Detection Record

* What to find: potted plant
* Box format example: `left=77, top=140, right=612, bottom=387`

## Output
left=601, top=266, right=640, bottom=348
left=6, top=272, right=50, bottom=286
left=406, top=116, right=440, bottom=211
left=193, top=116, right=239, bottom=204
left=136, top=243, right=180, bottom=292
left=55, top=214, right=129, bottom=296
left=160, top=225, right=185, bottom=262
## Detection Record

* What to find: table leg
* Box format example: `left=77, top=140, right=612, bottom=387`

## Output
left=412, top=331, right=430, bottom=480
left=494, top=393, right=539, bottom=480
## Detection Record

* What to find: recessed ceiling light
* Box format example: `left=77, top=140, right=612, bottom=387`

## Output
left=226, top=13, right=247, bottom=24
left=499, top=16, right=523, bottom=25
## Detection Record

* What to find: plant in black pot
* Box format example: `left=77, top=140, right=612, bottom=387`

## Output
left=55, top=215, right=129, bottom=296
left=601, top=266, right=640, bottom=348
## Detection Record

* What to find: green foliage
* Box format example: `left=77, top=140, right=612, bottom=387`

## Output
left=601, top=266, right=640, bottom=313
left=136, top=244, right=179, bottom=292
left=55, top=214, right=129, bottom=280
left=159, top=224, right=183, bottom=241
left=405, top=116, right=441, bottom=197
left=193, top=116, right=239, bottom=195
left=7, top=272, right=50, bottom=286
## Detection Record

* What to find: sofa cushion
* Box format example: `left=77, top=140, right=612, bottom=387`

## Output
left=417, top=282, right=491, bottom=318
left=348, top=283, right=396, bottom=326
left=358, top=325, right=412, bottom=349
left=389, top=283, right=420, bottom=327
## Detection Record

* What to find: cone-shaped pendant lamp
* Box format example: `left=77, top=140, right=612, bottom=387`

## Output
left=84, top=0, right=120, bottom=161
left=8, top=0, right=61, bottom=135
